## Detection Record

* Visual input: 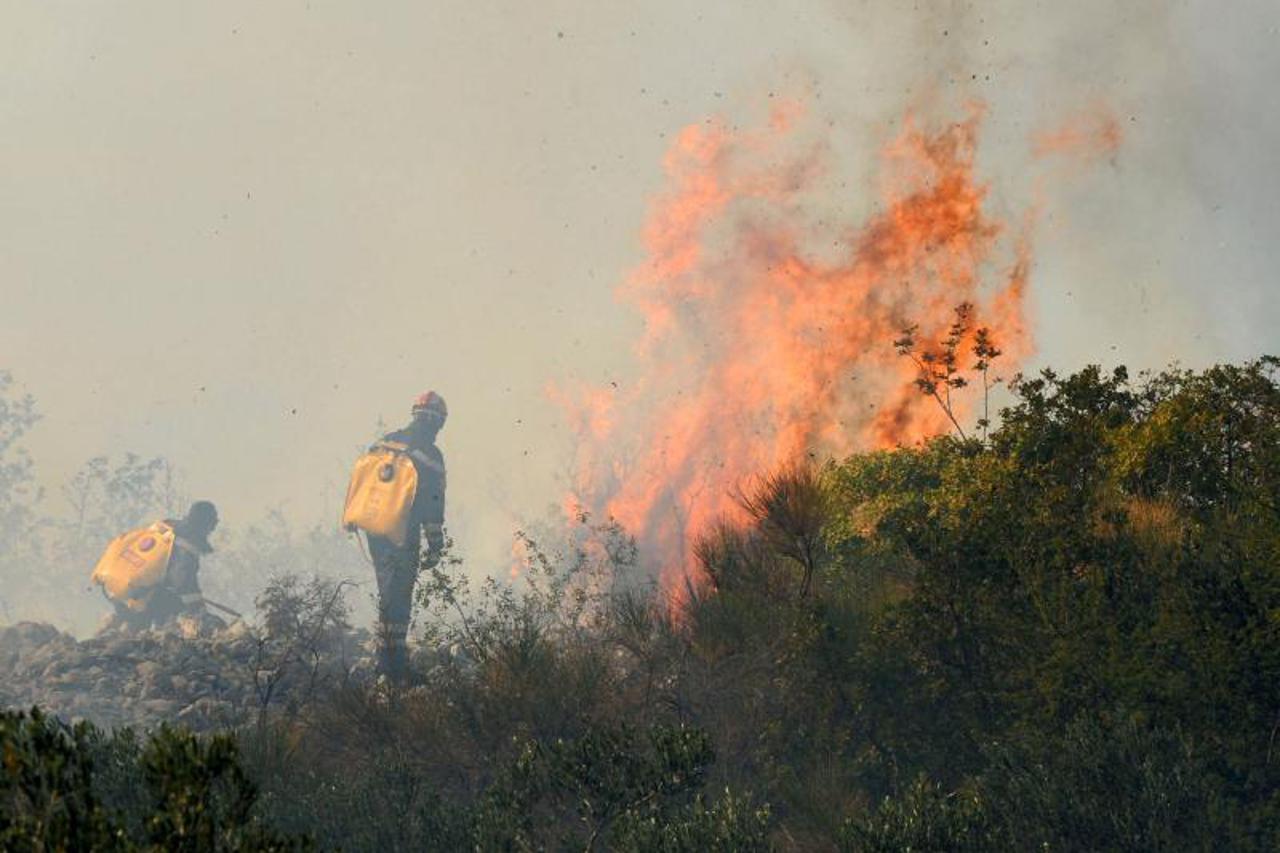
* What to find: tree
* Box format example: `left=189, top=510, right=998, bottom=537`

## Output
left=0, top=372, right=42, bottom=624
left=894, top=302, right=1005, bottom=442
left=56, top=453, right=181, bottom=568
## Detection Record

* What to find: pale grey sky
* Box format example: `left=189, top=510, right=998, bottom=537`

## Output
left=2, top=1, right=1276, bottom=582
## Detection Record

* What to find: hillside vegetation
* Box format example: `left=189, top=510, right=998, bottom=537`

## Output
left=3, top=356, right=1278, bottom=850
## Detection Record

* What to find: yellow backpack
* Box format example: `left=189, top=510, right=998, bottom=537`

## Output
left=91, top=521, right=176, bottom=612
left=342, top=441, right=419, bottom=546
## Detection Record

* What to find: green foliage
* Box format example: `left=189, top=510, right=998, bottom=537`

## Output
left=982, top=715, right=1221, bottom=852
left=731, top=462, right=830, bottom=598
left=0, top=708, right=311, bottom=851
left=251, top=716, right=766, bottom=851
left=141, top=725, right=289, bottom=851
left=471, top=723, right=720, bottom=849
left=4, top=356, right=1278, bottom=849
left=0, top=708, right=127, bottom=851
left=839, top=776, right=996, bottom=852
left=819, top=357, right=1280, bottom=846
left=610, top=788, right=773, bottom=852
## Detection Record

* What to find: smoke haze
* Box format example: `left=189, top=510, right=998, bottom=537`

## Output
left=1, top=1, right=1276, bottom=630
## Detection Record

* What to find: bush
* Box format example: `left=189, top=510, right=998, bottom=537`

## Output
left=839, top=776, right=996, bottom=853
left=0, top=708, right=311, bottom=851
left=4, top=358, right=1277, bottom=849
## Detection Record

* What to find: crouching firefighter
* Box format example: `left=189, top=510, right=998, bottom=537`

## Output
left=342, top=392, right=447, bottom=680
left=92, top=500, right=224, bottom=634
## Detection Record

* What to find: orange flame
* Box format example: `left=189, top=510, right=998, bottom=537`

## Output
left=1033, top=104, right=1122, bottom=164
left=556, top=102, right=1039, bottom=601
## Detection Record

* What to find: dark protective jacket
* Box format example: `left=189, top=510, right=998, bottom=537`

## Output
left=377, top=420, right=446, bottom=558
left=146, top=516, right=214, bottom=620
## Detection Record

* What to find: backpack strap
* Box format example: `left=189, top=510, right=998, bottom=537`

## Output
left=407, top=448, right=444, bottom=473
left=373, top=440, right=410, bottom=455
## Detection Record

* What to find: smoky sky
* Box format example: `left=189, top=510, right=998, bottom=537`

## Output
left=2, top=1, right=1276, bottom=581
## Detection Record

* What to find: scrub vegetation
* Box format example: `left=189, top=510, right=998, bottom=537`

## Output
left=3, top=355, right=1279, bottom=850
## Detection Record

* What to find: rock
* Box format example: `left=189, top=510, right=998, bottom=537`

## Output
left=1, top=620, right=378, bottom=732
left=1, top=621, right=64, bottom=650
left=140, top=699, right=179, bottom=716
left=177, top=697, right=235, bottom=728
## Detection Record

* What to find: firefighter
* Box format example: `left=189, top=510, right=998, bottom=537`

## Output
left=100, top=500, right=222, bottom=634
left=366, top=392, right=447, bottom=679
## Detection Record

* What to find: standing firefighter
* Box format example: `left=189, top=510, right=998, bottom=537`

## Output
left=92, top=500, right=223, bottom=634
left=343, top=392, right=447, bottom=679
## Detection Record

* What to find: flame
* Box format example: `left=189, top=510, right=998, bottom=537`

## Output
left=556, top=101, right=1040, bottom=601
left=1032, top=104, right=1122, bottom=164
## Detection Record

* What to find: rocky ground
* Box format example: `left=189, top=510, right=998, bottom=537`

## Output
left=0, top=620, right=378, bottom=732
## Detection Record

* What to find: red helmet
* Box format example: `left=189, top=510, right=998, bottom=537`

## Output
left=411, top=391, right=448, bottom=421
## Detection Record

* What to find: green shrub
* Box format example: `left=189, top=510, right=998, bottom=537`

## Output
left=0, top=708, right=311, bottom=851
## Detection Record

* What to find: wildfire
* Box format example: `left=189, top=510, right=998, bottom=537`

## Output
left=555, top=101, right=1052, bottom=600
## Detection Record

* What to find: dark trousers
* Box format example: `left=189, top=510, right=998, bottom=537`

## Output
left=105, top=588, right=184, bottom=633
left=368, top=532, right=420, bottom=679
